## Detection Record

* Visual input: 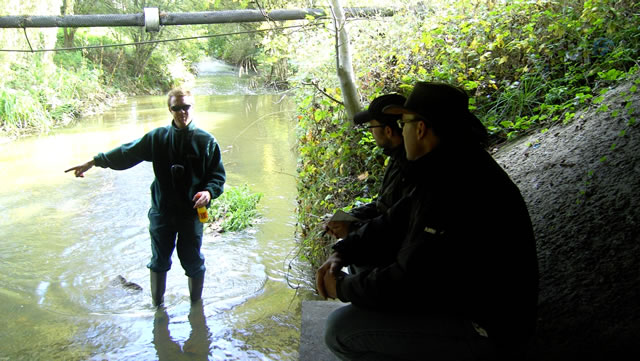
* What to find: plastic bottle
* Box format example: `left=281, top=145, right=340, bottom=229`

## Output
left=197, top=207, right=208, bottom=223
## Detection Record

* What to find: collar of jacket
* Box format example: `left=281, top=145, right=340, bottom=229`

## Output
left=171, top=119, right=197, bottom=133
left=404, top=143, right=450, bottom=182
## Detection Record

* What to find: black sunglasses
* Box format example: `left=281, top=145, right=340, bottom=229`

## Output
left=365, top=124, right=387, bottom=130
left=397, top=114, right=426, bottom=128
left=170, top=104, right=192, bottom=112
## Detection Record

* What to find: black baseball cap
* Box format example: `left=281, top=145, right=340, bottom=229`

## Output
left=353, top=94, right=406, bottom=125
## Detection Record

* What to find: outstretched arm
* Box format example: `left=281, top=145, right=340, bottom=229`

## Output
left=65, top=160, right=95, bottom=178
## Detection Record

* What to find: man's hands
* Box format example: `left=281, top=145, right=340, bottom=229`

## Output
left=192, top=191, right=211, bottom=209
left=316, top=252, right=346, bottom=300
left=65, top=160, right=95, bottom=178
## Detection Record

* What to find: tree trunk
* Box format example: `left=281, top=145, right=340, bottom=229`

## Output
left=131, top=26, right=159, bottom=78
left=60, top=0, right=76, bottom=48
left=63, top=28, right=77, bottom=48
left=328, top=0, right=361, bottom=120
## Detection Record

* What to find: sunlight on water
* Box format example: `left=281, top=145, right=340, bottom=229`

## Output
left=0, top=62, right=307, bottom=360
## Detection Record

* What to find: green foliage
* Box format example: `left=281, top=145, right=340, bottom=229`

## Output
left=343, top=0, right=640, bottom=140
left=0, top=88, right=49, bottom=132
left=275, top=0, right=640, bottom=277
left=209, top=184, right=263, bottom=232
left=1, top=2, right=218, bottom=135
left=294, top=88, right=387, bottom=270
left=0, top=51, right=109, bottom=134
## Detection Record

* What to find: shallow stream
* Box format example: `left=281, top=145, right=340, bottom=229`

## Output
left=0, top=61, right=309, bottom=360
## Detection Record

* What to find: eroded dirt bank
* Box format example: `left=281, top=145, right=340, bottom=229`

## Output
left=493, top=76, right=640, bottom=360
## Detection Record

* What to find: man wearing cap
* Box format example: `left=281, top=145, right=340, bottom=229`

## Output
left=317, top=82, right=538, bottom=360
left=324, top=93, right=408, bottom=240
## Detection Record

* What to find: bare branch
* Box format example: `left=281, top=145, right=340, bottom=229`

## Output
left=301, top=80, right=345, bottom=106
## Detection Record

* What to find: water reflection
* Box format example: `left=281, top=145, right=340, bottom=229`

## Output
left=153, top=303, right=211, bottom=361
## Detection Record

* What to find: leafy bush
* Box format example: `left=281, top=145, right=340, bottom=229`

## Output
left=208, top=184, right=263, bottom=232
left=347, top=0, right=640, bottom=140
left=294, top=87, right=387, bottom=270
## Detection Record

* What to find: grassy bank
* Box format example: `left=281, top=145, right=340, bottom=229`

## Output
left=0, top=28, right=199, bottom=138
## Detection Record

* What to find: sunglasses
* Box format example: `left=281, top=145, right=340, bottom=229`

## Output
left=396, top=114, right=426, bottom=128
left=365, top=124, right=387, bottom=130
left=170, top=104, right=192, bottom=112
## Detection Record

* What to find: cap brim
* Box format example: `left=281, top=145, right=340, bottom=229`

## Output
left=382, top=104, right=418, bottom=115
left=353, top=110, right=372, bottom=125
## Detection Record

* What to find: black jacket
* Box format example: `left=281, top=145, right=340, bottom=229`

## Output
left=349, top=145, right=410, bottom=221
left=333, top=143, right=538, bottom=356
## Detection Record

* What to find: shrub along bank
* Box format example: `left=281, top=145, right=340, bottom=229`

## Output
left=0, top=29, right=199, bottom=138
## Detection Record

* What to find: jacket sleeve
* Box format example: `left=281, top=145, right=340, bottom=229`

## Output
left=336, top=159, right=538, bottom=320
left=334, top=202, right=454, bottom=310
left=348, top=202, right=378, bottom=221
left=203, top=139, right=225, bottom=200
left=93, top=134, right=152, bottom=170
left=333, top=195, right=411, bottom=267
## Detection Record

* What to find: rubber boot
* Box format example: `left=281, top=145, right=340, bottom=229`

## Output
left=188, top=276, right=204, bottom=304
left=150, top=271, right=167, bottom=307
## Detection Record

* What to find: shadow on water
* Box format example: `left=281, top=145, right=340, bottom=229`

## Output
left=0, top=58, right=313, bottom=360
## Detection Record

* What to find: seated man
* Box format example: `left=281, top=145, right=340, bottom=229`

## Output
left=316, top=82, right=539, bottom=361
left=325, top=93, right=408, bottom=240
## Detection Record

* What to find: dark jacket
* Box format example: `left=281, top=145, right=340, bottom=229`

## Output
left=333, top=143, right=538, bottom=357
left=349, top=145, right=410, bottom=221
left=93, top=121, right=225, bottom=214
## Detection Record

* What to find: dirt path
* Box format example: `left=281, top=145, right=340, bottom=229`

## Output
left=492, top=76, right=640, bottom=360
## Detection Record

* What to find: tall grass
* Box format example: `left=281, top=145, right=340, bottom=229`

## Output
left=0, top=52, right=110, bottom=135
left=0, top=88, right=50, bottom=133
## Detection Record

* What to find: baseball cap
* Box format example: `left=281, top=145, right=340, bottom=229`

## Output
left=353, top=94, right=406, bottom=125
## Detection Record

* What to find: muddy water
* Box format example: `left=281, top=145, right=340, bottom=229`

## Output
left=0, top=65, right=308, bottom=360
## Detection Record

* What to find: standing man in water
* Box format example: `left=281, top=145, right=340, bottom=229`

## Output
left=66, top=88, right=226, bottom=307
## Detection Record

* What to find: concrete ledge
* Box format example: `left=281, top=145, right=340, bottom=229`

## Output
left=299, top=300, right=345, bottom=361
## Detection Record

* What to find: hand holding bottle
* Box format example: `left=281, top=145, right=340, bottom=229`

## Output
left=192, top=191, right=211, bottom=223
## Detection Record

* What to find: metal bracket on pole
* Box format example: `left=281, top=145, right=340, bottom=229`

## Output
left=144, top=8, right=160, bottom=32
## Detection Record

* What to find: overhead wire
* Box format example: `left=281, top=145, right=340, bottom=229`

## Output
left=0, top=21, right=327, bottom=53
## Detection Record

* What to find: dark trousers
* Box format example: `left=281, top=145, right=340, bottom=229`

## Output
left=146, top=208, right=205, bottom=279
left=325, top=304, right=496, bottom=361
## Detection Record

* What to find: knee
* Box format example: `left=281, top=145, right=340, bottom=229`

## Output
left=324, top=305, right=351, bottom=353
left=182, top=259, right=205, bottom=279
left=147, top=259, right=171, bottom=273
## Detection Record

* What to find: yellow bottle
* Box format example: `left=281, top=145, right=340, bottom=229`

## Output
left=197, top=207, right=208, bottom=223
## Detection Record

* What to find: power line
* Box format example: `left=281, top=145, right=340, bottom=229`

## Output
left=0, top=22, right=324, bottom=53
